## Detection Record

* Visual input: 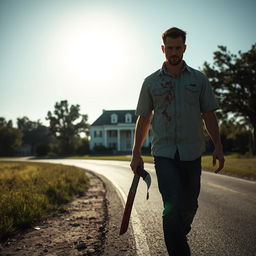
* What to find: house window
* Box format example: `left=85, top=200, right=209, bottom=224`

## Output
left=109, top=130, right=117, bottom=137
left=94, top=130, right=102, bottom=137
left=125, top=113, right=132, bottom=123
left=95, top=143, right=103, bottom=147
left=111, top=114, right=118, bottom=123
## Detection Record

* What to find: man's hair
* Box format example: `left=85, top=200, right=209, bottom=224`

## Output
left=162, top=27, right=187, bottom=44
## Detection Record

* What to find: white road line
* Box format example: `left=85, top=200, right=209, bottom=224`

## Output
left=107, top=178, right=151, bottom=256
left=205, top=182, right=247, bottom=195
left=204, top=181, right=256, bottom=203
left=65, top=161, right=151, bottom=255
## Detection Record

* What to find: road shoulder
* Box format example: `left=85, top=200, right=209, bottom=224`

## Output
left=0, top=169, right=136, bottom=256
left=97, top=172, right=136, bottom=256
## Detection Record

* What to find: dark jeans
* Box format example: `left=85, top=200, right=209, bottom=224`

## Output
left=154, top=152, right=201, bottom=256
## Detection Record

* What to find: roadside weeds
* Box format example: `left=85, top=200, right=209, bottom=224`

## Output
left=0, top=171, right=107, bottom=256
left=0, top=169, right=137, bottom=256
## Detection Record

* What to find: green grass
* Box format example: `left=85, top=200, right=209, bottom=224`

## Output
left=202, top=155, right=256, bottom=180
left=68, top=155, right=132, bottom=161
left=0, top=162, right=89, bottom=241
left=69, top=154, right=256, bottom=180
left=68, top=155, right=154, bottom=162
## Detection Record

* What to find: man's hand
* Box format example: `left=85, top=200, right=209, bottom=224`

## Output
left=130, top=153, right=144, bottom=175
left=202, top=111, right=225, bottom=174
left=212, top=146, right=225, bottom=173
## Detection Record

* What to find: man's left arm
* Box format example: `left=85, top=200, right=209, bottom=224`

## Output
left=202, top=111, right=225, bottom=173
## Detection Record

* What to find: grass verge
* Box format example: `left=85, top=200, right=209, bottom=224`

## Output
left=68, top=154, right=256, bottom=180
left=0, top=161, right=89, bottom=241
left=202, top=155, right=256, bottom=180
left=68, top=155, right=154, bottom=163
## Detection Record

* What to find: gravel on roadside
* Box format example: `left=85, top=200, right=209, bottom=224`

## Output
left=0, top=170, right=136, bottom=256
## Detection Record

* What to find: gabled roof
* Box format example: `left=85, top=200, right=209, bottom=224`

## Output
left=91, top=110, right=137, bottom=126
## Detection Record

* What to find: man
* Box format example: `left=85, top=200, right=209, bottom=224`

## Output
left=130, top=27, right=225, bottom=256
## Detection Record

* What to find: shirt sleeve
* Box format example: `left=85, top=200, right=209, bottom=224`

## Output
left=200, top=75, right=219, bottom=113
left=135, top=80, right=153, bottom=116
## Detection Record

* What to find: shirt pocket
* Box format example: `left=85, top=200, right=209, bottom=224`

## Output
left=185, top=84, right=200, bottom=105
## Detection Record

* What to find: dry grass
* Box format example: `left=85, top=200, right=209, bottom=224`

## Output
left=202, top=155, right=256, bottom=180
left=0, top=161, right=89, bottom=240
left=69, top=155, right=154, bottom=163
left=69, top=154, right=256, bottom=180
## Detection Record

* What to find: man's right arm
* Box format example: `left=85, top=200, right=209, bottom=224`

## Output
left=130, top=113, right=152, bottom=174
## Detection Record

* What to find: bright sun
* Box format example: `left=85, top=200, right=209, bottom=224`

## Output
left=72, top=29, right=123, bottom=82
left=55, top=14, right=134, bottom=84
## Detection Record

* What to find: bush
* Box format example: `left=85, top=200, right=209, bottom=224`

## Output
left=36, top=144, right=51, bottom=156
left=93, top=145, right=113, bottom=155
left=76, top=139, right=90, bottom=155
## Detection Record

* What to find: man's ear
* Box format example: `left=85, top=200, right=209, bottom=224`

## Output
left=161, top=45, right=165, bottom=53
left=183, top=44, right=187, bottom=53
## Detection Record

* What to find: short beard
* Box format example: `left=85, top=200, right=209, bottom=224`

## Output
left=168, top=56, right=183, bottom=66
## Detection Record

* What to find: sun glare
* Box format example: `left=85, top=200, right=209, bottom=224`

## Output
left=54, top=14, right=134, bottom=84
left=72, top=29, right=123, bottom=82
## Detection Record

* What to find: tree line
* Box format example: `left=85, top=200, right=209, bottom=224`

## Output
left=0, top=100, right=89, bottom=156
left=203, top=43, right=256, bottom=155
left=0, top=44, right=255, bottom=156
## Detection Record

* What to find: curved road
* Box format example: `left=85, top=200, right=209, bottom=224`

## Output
left=33, top=159, right=256, bottom=255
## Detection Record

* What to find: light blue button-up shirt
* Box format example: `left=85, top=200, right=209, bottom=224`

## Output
left=136, top=62, right=219, bottom=161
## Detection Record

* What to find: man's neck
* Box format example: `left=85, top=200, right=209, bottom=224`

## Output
left=165, top=61, right=185, bottom=77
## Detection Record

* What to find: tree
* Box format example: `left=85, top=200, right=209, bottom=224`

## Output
left=36, top=144, right=51, bottom=156
left=76, top=138, right=90, bottom=155
left=17, top=116, right=54, bottom=154
left=46, top=100, right=89, bottom=155
left=0, top=117, right=22, bottom=156
left=203, top=44, right=256, bottom=154
left=0, top=117, right=13, bottom=127
left=219, top=120, right=251, bottom=154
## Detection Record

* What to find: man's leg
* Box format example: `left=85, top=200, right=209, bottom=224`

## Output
left=154, top=156, right=191, bottom=256
left=179, top=157, right=201, bottom=235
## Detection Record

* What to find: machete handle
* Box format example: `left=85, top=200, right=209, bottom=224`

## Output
left=119, top=169, right=151, bottom=235
left=137, top=167, right=148, bottom=179
left=119, top=191, right=136, bottom=235
left=119, top=174, right=140, bottom=235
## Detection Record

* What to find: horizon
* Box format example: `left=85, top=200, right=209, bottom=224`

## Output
left=1, top=0, right=255, bottom=126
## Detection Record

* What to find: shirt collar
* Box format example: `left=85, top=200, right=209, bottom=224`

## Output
left=159, top=61, right=192, bottom=77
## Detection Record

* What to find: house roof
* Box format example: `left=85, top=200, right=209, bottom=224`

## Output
left=90, top=110, right=137, bottom=126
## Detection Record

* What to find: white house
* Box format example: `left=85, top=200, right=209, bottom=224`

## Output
left=89, top=110, right=151, bottom=152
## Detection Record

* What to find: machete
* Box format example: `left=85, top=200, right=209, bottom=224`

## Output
left=119, top=167, right=151, bottom=235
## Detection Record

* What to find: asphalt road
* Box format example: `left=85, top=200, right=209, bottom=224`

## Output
left=20, top=159, right=256, bottom=255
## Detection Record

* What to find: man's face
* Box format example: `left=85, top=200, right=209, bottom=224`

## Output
left=161, top=36, right=186, bottom=66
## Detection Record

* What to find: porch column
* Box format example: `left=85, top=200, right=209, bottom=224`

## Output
left=117, top=129, right=121, bottom=151
left=131, top=129, right=134, bottom=149
left=104, top=129, right=107, bottom=147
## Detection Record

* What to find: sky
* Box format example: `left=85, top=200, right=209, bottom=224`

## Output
left=0, top=0, right=255, bottom=126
